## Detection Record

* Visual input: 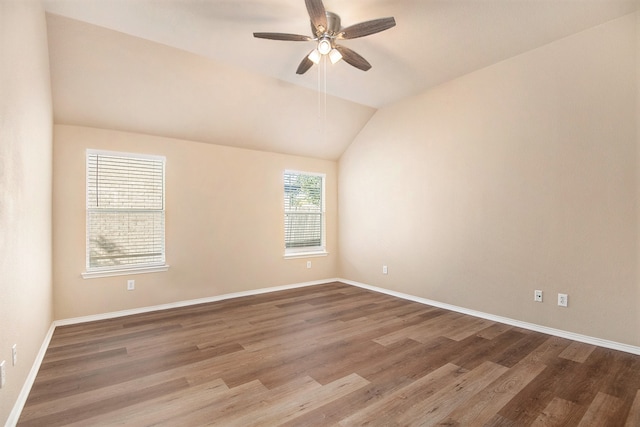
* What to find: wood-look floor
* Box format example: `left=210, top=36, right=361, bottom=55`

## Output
left=18, top=282, right=640, bottom=426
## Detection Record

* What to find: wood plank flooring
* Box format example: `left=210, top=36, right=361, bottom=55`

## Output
left=17, top=282, right=640, bottom=426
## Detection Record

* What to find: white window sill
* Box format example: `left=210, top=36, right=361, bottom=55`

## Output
left=283, top=251, right=329, bottom=259
left=82, top=264, right=170, bottom=279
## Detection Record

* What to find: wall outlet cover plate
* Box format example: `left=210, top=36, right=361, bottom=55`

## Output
left=558, top=293, right=568, bottom=307
left=534, top=290, right=543, bottom=302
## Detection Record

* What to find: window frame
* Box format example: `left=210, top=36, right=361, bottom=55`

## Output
left=82, top=149, right=169, bottom=279
left=283, top=170, right=328, bottom=259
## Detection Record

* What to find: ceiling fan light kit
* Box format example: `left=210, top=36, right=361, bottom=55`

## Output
left=308, top=49, right=322, bottom=64
left=328, top=48, right=342, bottom=64
left=253, top=0, right=396, bottom=74
left=317, top=37, right=332, bottom=55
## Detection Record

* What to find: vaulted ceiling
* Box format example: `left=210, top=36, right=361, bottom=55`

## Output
left=43, top=0, right=639, bottom=159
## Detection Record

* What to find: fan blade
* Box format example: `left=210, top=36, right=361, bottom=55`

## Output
left=338, top=17, right=396, bottom=39
left=335, top=45, right=371, bottom=71
left=296, top=53, right=315, bottom=74
left=253, top=32, right=312, bottom=41
left=305, top=0, right=327, bottom=35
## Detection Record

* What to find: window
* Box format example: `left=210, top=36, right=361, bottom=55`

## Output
left=83, top=150, right=168, bottom=278
left=284, top=170, right=327, bottom=257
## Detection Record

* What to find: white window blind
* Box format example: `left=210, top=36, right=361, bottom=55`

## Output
left=86, top=151, right=166, bottom=272
left=284, top=171, right=325, bottom=254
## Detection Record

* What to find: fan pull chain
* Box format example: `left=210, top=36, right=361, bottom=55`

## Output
left=323, top=58, right=327, bottom=144
left=317, top=57, right=321, bottom=134
left=316, top=56, right=328, bottom=143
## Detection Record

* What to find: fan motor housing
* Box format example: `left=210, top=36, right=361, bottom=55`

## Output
left=325, top=11, right=341, bottom=35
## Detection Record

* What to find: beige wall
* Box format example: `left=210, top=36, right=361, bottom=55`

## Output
left=637, top=10, right=640, bottom=345
left=0, top=0, right=53, bottom=424
left=339, top=13, right=640, bottom=346
left=53, top=125, right=337, bottom=319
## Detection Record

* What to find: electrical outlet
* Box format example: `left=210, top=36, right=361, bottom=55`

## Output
left=0, top=360, right=5, bottom=388
left=382, top=265, right=388, bottom=275
left=127, top=279, right=135, bottom=291
left=558, top=293, right=568, bottom=307
left=306, top=261, right=311, bottom=269
left=534, top=290, right=543, bottom=302
left=12, top=344, right=17, bottom=366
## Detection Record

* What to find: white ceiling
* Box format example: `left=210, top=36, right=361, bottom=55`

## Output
left=43, top=0, right=639, bottom=159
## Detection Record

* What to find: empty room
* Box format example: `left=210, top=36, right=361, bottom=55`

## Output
left=2, top=0, right=640, bottom=425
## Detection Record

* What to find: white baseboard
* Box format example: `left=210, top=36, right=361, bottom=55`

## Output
left=54, top=278, right=338, bottom=327
left=339, top=278, right=640, bottom=356
left=5, top=323, right=56, bottom=427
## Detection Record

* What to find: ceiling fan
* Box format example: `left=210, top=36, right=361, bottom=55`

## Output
left=253, top=0, right=396, bottom=74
